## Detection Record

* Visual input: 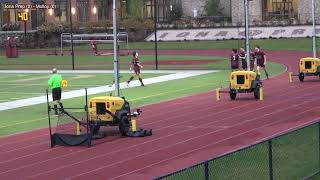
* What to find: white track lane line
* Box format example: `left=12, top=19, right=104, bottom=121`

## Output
left=109, top=118, right=318, bottom=180
left=6, top=97, right=319, bottom=178
left=34, top=106, right=320, bottom=180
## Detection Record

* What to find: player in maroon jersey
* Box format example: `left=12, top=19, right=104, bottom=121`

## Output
left=254, top=46, right=269, bottom=79
left=230, top=49, right=239, bottom=71
left=127, top=51, right=145, bottom=86
left=239, top=47, right=255, bottom=71
left=238, top=47, right=247, bottom=70
left=90, top=40, right=98, bottom=56
left=249, top=50, right=255, bottom=71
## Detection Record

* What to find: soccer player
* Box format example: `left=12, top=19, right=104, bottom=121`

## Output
left=254, top=46, right=269, bottom=79
left=230, top=49, right=239, bottom=71
left=90, top=40, right=98, bottom=56
left=127, top=51, right=145, bottom=87
left=250, top=50, right=255, bottom=71
left=238, top=47, right=247, bottom=70
left=48, top=68, right=64, bottom=115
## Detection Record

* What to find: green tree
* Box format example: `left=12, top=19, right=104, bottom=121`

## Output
left=126, top=0, right=144, bottom=19
left=204, top=0, right=223, bottom=16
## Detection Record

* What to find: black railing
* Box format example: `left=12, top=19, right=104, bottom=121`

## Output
left=154, top=120, right=320, bottom=180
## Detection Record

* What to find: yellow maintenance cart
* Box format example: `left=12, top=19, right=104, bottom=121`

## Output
left=217, top=71, right=263, bottom=101
left=290, top=57, right=320, bottom=82
left=88, top=96, right=141, bottom=137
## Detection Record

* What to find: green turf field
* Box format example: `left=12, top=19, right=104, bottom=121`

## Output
left=14, top=38, right=320, bottom=52
left=310, top=174, right=320, bottom=180
left=127, top=38, right=319, bottom=51
left=161, top=123, right=319, bottom=180
left=100, top=38, right=320, bottom=51
left=0, top=73, right=162, bottom=102
left=0, top=55, right=227, bottom=70
left=0, top=61, right=285, bottom=136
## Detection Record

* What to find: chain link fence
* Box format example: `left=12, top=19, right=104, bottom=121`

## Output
left=154, top=120, right=320, bottom=180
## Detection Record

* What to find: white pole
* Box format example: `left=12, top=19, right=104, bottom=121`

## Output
left=244, top=0, right=250, bottom=70
left=113, top=0, right=120, bottom=96
left=60, top=34, right=63, bottom=55
left=312, top=0, right=317, bottom=58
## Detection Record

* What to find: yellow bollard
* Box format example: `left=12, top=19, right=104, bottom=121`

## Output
left=289, top=72, right=293, bottom=83
left=216, top=88, right=220, bottom=101
left=259, top=87, right=264, bottom=101
left=131, top=119, right=137, bottom=132
left=75, top=122, right=80, bottom=135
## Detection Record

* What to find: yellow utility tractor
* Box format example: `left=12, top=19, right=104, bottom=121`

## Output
left=88, top=96, right=141, bottom=137
left=289, top=57, right=320, bottom=82
left=217, top=71, right=263, bottom=101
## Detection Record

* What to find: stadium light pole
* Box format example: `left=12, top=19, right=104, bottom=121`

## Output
left=312, top=0, right=317, bottom=58
left=154, top=0, right=159, bottom=70
left=244, top=0, right=250, bottom=71
left=113, top=0, right=120, bottom=96
left=69, top=0, right=75, bottom=70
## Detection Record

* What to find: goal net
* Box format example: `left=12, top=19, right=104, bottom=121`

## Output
left=60, top=32, right=130, bottom=56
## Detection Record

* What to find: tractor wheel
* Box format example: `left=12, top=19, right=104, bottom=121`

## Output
left=254, top=86, right=260, bottom=100
left=298, top=73, right=304, bottom=82
left=230, top=90, right=237, bottom=100
left=119, top=116, right=130, bottom=136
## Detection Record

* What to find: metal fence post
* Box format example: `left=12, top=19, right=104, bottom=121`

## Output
left=268, top=140, right=274, bottom=180
left=85, top=88, right=91, bottom=148
left=204, top=161, right=209, bottom=180
left=46, top=89, right=53, bottom=148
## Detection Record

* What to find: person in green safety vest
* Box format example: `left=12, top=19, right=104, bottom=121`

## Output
left=48, top=68, right=64, bottom=115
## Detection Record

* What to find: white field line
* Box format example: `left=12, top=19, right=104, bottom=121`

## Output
left=12, top=76, right=50, bottom=83
left=0, top=84, right=32, bottom=91
left=0, top=71, right=217, bottom=111
left=0, top=84, right=105, bottom=87
left=0, top=70, right=195, bottom=74
left=9, top=98, right=24, bottom=100
left=0, top=92, right=43, bottom=95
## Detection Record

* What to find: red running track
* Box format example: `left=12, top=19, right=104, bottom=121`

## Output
left=0, top=50, right=319, bottom=180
